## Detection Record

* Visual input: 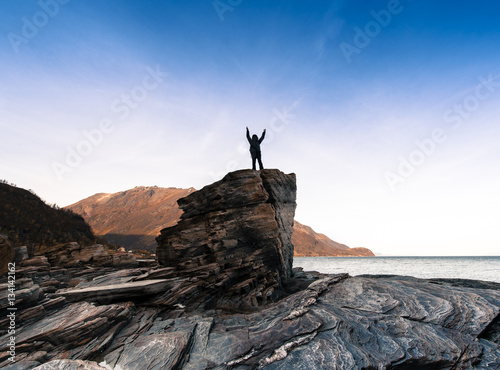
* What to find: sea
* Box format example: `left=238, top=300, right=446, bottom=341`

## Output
left=293, top=256, right=500, bottom=283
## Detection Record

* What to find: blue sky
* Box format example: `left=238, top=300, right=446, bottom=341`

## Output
left=1, top=0, right=500, bottom=255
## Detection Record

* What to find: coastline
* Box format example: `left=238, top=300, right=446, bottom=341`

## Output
left=294, top=255, right=500, bottom=283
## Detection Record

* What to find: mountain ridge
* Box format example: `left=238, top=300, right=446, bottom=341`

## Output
left=293, top=221, right=374, bottom=257
left=66, top=185, right=374, bottom=257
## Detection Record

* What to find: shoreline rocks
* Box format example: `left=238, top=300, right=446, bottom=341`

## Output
left=1, top=267, right=499, bottom=369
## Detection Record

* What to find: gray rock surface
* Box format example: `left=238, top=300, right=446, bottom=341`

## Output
left=33, top=359, right=108, bottom=369
left=1, top=269, right=499, bottom=369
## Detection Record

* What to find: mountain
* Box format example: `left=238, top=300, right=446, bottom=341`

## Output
left=65, top=185, right=374, bottom=257
left=0, top=181, right=96, bottom=247
left=66, top=186, right=194, bottom=251
left=292, top=221, right=374, bottom=257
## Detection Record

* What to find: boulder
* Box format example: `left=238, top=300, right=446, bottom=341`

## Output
left=112, top=253, right=139, bottom=268
left=156, top=169, right=297, bottom=310
left=0, top=234, right=15, bottom=276
left=19, top=256, right=50, bottom=268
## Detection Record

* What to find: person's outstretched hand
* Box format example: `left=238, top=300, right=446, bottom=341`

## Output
left=246, top=126, right=249, bottom=131
left=264, top=129, right=266, bottom=133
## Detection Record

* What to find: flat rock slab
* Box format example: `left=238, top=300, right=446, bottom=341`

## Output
left=57, top=279, right=171, bottom=303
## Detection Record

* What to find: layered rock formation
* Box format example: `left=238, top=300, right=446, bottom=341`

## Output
left=156, top=169, right=297, bottom=310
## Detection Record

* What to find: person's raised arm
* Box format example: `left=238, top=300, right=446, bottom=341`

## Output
left=259, top=129, right=266, bottom=143
left=246, top=126, right=252, bottom=143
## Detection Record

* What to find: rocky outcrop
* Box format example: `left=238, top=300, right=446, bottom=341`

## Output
left=156, top=169, right=297, bottom=310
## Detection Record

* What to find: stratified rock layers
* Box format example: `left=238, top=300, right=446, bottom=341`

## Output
left=156, top=169, right=297, bottom=309
left=2, top=273, right=499, bottom=369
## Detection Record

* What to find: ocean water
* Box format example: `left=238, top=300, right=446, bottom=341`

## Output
left=293, top=256, right=500, bottom=283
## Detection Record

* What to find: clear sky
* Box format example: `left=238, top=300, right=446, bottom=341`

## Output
left=1, top=0, right=500, bottom=256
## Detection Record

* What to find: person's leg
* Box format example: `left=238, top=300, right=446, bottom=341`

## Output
left=251, top=153, right=257, bottom=170
left=257, top=152, right=264, bottom=170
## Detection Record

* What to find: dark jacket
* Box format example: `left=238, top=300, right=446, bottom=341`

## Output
left=247, top=130, right=265, bottom=153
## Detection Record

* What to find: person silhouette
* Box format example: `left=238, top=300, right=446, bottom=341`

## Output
left=246, top=127, right=266, bottom=170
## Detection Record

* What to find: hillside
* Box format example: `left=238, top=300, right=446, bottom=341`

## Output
left=65, top=185, right=374, bottom=257
left=0, top=181, right=96, bottom=247
left=66, top=186, right=194, bottom=251
left=292, top=221, right=374, bottom=257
